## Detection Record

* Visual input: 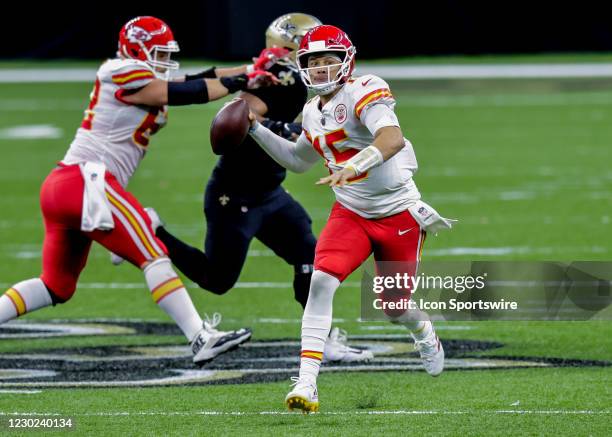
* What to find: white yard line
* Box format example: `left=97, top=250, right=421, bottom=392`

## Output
left=0, top=390, right=42, bottom=394
left=5, top=245, right=610, bottom=261
left=2, top=64, right=612, bottom=83
left=0, top=410, right=608, bottom=416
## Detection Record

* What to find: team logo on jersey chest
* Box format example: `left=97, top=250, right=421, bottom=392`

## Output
left=334, top=104, right=347, bottom=124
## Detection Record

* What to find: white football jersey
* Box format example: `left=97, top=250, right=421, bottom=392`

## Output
left=63, top=58, right=168, bottom=187
left=301, top=74, right=421, bottom=219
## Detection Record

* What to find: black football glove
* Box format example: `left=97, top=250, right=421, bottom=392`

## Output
left=262, top=119, right=302, bottom=140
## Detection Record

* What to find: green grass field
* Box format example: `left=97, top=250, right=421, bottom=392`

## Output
left=0, top=62, right=611, bottom=435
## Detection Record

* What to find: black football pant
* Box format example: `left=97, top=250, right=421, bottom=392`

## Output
left=156, top=184, right=316, bottom=309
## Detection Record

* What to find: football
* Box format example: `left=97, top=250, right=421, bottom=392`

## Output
left=210, top=98, right=250, bottom=155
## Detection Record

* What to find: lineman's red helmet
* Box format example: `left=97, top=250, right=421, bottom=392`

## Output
left=118, top=16, right=179, bottom=78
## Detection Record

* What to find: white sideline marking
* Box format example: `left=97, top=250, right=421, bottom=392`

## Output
left=428, top=247, right=526, bottom=256
left=0, top=390, right=42, bottom=394
left=0, top=410, right=607, bottom=416
left=427, top=246, right=608, bottom=256
left=3, top=64, right=612, bottom=83
left=0, top=124, right=63, bottom=139
left=6, top=242, right=609, bottom=259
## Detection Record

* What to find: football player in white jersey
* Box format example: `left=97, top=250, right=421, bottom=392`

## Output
left=247, top=25, right=456, bottom=412
left=0, top=16, right=280, bottom=366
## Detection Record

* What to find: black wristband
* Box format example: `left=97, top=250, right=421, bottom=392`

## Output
left=220, top=74, right=249, bottom=93
left=185, top=67, right=217, bottom=81
left=167, top=80, right=209, bottom=106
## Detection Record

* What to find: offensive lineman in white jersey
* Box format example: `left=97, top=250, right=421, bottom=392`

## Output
left=0, top=16, right=280, bottom=365
left=247, top=25, right=456, bottom=412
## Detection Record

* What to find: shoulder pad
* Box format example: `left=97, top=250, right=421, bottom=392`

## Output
left=101, top=58, right=156, bottom=89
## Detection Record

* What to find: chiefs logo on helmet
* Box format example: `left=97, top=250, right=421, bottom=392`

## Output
left=118, top=16, right=180, bottom=79
left=126, top=26, right=153, bottom=43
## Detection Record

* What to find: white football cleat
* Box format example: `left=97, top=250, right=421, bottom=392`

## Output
left=109, top=207, right=164, bottom=266
left=412, top=330, right=444, bottom=376
left=285, top=377, right=319, bottom=413
left=323, top=327, right=374, bottom=363
left=191, top=313, right=252, bottom=365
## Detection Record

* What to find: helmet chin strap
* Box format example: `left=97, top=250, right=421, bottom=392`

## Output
left=310, top=82, right=341, bottom=96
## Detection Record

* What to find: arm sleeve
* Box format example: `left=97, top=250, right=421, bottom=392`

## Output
left=360, top=103, right=400, bottom=136
left=107, top=60, right=155, bottom=90
left=249, top=123, right=320, bottom=173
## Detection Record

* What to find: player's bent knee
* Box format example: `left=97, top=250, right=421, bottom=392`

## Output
left=142, top=257, right=187, bottom=303
left=312, top=262, right=347, bottom=283
left=192, top=264, right=239, bottom=295
left=203, top=278, right=235, bottom=295
left=142, top=256, right=175, bottom=279
left=309, top=270, right=340, bottom=295
left=380, top=290, right=413, bottom=319
left=141, top=255, right=170, bottom=270
left=39, top=275, right=77, bottom=304
left=44, top=282, right=74, bottom=305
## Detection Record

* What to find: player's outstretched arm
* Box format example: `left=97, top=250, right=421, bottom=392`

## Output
left=247, top=111, right=319, bottom=173
left=191, top=48, right=291, bottom=79
left=239, top=92, right=302, bottom=141
left=169, top=48, right=290, bottom=82
left=114, top=71, right=279, bottom=107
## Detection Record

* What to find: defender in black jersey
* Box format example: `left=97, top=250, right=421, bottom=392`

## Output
left=159, top=56, right=314, bottom=303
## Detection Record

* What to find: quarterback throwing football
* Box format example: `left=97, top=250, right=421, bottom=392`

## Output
left=248, top=25, right=456, bottom=413
left=142, top=13, right=372, bottom=364
left=0, top=16, right=277, bottom=365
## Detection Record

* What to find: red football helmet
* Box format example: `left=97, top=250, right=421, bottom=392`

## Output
left=296, top=25, right=356, bottom=95
left=118, top=16, right=179, bottom=79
